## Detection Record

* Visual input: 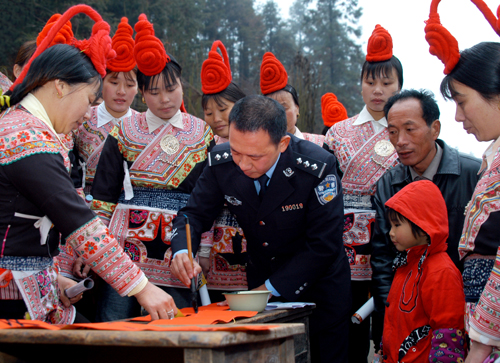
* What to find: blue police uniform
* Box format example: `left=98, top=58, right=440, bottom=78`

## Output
left=171, top=135, right=351, bottom=362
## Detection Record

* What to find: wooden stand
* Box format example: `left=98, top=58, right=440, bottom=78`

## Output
left=238, top=305, right=314, bottom=363
left=0, top=323, right=303, bottom=363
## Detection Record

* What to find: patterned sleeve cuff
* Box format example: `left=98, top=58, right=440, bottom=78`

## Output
left=90, top=199, right=116, bottom=226
left=470, top=247, right=500, bottom=343
left=55, top=243, right=76, bottom=278
left=127, top=276, right=149, bottom=297
left=429, top=328, right=465, bottom=362
left=469, top=326, right=500, bottom=348
left=65, top=216, right=145, bottom=297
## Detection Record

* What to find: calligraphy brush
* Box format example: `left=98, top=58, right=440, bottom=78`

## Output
left=185, top=215, right=198, bottom=313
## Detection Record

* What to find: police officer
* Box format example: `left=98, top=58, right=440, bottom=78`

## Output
left=170, top=95, right=351, bottom=363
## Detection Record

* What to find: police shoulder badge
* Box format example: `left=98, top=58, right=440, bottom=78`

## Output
left=315, top=174, right=338, bottom=205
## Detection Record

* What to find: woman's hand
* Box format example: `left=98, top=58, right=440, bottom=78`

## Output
left=465, top=340, right=493, bottom=363
left=134, top=282, right=178, bottom=320
left=72, top=257, right=91, bottom=279
left=57, top=274, right=83, bottom=308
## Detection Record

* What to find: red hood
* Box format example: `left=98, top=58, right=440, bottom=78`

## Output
left=385, top=180, right=448, bottom=256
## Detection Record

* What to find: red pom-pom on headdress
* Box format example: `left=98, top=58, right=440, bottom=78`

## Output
left=36, top=14, right=74, bottom=47
left=260, top=52, right=288, bottom=95
left=107, top=17, right=136, bottom=73
left=321, top=93, right=348, bottom=127
left=11, top=4, right=115, bottom=91
left=201, top=40, right=232, bottom=94
left=425, top=0, right=500, bottom=75
left=366, top=25, right=393, bottom=62
left=134, top=14, right=170, bottom=76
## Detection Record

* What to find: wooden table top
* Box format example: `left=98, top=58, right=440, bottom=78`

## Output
left=0, top=323, right=304, bottom=348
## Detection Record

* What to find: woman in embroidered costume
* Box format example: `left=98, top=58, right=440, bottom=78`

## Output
left=426, top=1, right=500, bottom=361
left=260, top=52, right=324, bottom=146
left=199, top=40, right=248, bottom=300
left=321, top=24, right=402, bottom=362
left=0, top=5, right=178, bottom=324
left=381, top=180, right=465, bottom=362
left=90, top=14, right=214, bottom=321
left=75, top=17, right=139, bottom=196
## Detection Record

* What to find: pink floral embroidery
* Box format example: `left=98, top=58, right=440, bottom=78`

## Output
left=84, top=241, right=98, bottom=255
left=17, top=131, right=30, bottom=142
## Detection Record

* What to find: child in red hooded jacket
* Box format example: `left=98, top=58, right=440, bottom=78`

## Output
left=380, top=180, right=465, bottom=363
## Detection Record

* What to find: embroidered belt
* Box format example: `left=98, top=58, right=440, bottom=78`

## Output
left=117, top=187, right=190, bottom=210
left=0, top=256, right=52, bottom=271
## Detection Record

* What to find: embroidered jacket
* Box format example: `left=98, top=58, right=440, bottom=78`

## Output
left=302, top=132, right=325, bottom=147
left=461, top=144, right=500, bottom=345
left=89, top=111, right=214, bottom=287
left=0, top=105, right=146, bottom=322
left=324, top=113, right=399, bottom=280
left=382, top=181, right=465, bottom=363
left=75, top=106, right=141, bottom=188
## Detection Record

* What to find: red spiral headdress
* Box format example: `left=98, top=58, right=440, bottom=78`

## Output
left=10, top=4, right=115, bottom=91
left=36, top=14, right=74, bottom=48
left=321, top=93, right=348, bottom=127
left=366, top=25, right=393, bottom=62
left=107, top=17, right=136, bottom=73
left=260, top=52, right=288, bottom=95
left=201, top=40, right=232, bottom=94
left=425, top=0, right=500, bottom=74
left=134, top=14, right=169, bottom=76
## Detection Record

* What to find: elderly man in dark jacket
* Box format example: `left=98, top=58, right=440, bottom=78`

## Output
left=370, top=89, right=480, bottom=343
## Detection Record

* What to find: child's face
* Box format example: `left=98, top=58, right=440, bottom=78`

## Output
left=389, top=218, right=428, bottom=252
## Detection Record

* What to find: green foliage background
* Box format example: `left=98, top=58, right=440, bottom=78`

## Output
left=0, top=0, right=366, bottom=133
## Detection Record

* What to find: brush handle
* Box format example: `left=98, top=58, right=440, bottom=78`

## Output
left=186, top=222, right=193, bottom=266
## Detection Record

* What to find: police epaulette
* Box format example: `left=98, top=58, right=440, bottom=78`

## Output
left=293, top=152, right=327, bottom=178
left=208, top=147, right=233, bottom=166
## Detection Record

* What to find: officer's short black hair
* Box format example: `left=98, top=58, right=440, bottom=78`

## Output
left=228, top=95, right=287, bottom=146
left=384, top=89, right=440, bottom=127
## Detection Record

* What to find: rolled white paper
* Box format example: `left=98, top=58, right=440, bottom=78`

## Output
left=351, top=297, right=374, bottom=324
left=65, top=277, right=94, bottom=299
left=199, top=284, right=211, bottom=306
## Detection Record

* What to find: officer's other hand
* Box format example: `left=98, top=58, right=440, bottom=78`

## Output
left=199, top=256, right=210, bottom=278
left=171, top=252, right=202, bottom=287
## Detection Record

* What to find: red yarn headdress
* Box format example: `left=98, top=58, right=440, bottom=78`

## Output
left=108, top=17, right=136, bottom=73
left=425, top=0, right=500, bottom=74
left=366, top=25, right=393, bottom=62
left=10, top=4, right=115, bottom=91
left=36, top=14, right=74, bottom=47
left=260, top=52, right=288, bottom=95
left=201, top=40, right=232, bottom=94
left=134, top=14, right=170, bottom=76
left=321, top=93, right=348, bottom=127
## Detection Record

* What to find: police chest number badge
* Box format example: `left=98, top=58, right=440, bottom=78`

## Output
left=315, top=174, right=337, bottom=205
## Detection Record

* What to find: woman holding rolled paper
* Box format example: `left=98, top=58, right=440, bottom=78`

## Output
left=90, top=14, right=214, bottom=321
left=0, top=5, right=177, bottom=324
